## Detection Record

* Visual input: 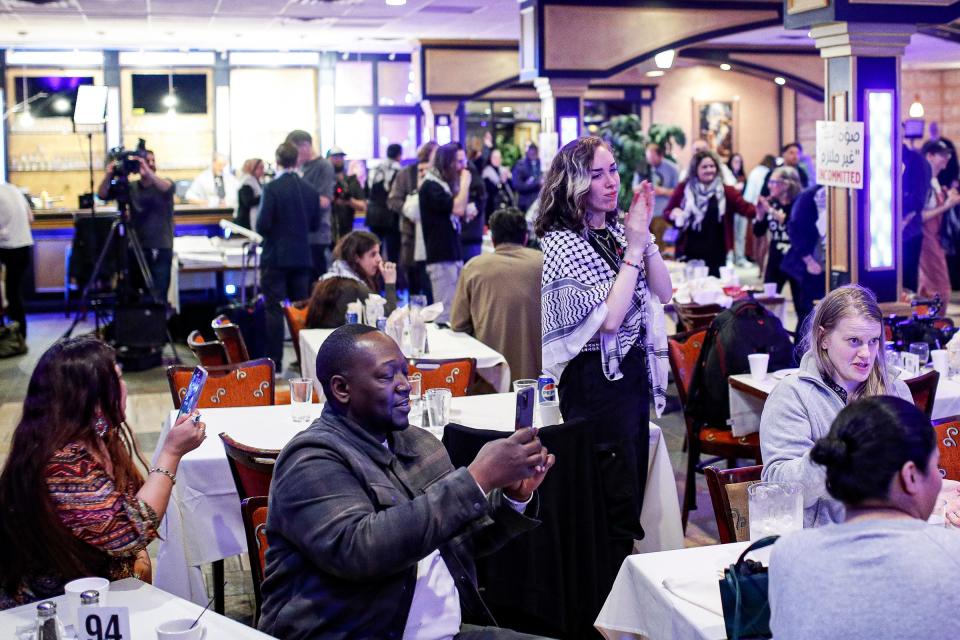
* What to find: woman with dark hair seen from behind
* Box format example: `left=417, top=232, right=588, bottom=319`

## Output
left=235, top=157, right=264, bottom=230
left=665, top=149, right=756, bottom=276
left=769, top=396, right=960, bottom=640
left=305, top=230, right=398, bottom=328
left=760, top=285, right=913, bottom=528
left=536, top=136, right=672, bottom=536
left=0, top=337, right=205, bottom=609
left=420, top=142, right=471, bottom=324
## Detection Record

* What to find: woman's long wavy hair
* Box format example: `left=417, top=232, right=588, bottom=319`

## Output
left=799, top=284, right=891, bottom=401
left=535, top=136, right=618, bottom=237
left=333, top=230, right=382, bottom=291
left=0, top=337, right=147, bottom=592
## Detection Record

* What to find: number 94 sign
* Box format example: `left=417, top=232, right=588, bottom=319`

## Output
left=77, top=607, right=131, bottom=640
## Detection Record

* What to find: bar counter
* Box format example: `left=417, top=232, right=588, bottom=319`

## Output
left=30, top=204, right=234, bottom=230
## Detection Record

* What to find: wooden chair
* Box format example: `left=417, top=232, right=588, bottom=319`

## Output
left=675, top=302, right=723, bottom=332
left=241, top=496, right=269, bottom=627
left=905, top=370, right=939, bottom=419
left=166, top=359, right=276, bottom=409
left=187, top=330, right=229, bottom=367
left=409, top=357, right=477, bottom=397
left=282, top=299, right=309, bottom=366
left=705, top=464, right=763, bottom=544
left=933, top=415, right=960, bottom=481
left=212, top=315, right=250, bottom=364
left=217, top=434, right=279, bottom=621
left=667, top=329, right=762, bottom=531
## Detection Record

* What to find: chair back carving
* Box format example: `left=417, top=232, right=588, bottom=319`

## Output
left=905, top=370, right=939, bottom=419
left=240, top=496, right=269, bottom=626
left=212, top=315, right=250, bottom=364
left=219, top=432, right=279, bottom=500
left=187, top=330, right=229, bottom=367
left=667, top=329, right=707, bottom=407
left=282, top=300, right=309, bottom=364
left=409, top=357, right=477, bottom=397
left=167, top=359, right=276, bottom=409
left=933, top=416, right=960, bottom=481
left=705, top=465, right=763, bottom=544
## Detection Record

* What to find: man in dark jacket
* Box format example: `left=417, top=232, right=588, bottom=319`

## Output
left=259, top=325, right=554, bottom=640
left=286, top=129, right=335, bottom=279
left=511, top=144, right=542, bottom=213
left=256, top=141, right=321, bottom=372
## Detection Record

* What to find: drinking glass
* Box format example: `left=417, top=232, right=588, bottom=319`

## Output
left=408, top=377, right=423, bottom=427
left=409, top=318, right=427, bottom=357
left=512, top=379, right=537, bottom=393
left=909, top=342, right=930, bottom=367
left=288, top=378, right=314, bottom=423
left=425, top=388, right=452, bottom=427
left=748, top=481, right=803, bottom=540
left=410, top=294, right=428, bottom=312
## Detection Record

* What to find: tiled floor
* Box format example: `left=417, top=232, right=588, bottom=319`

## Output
left=3, top=265, right=951, bottom=627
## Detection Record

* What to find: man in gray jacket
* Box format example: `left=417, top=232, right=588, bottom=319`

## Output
left=286, top=129, right=335, bottom=278
left=259, top=324, right=555, bottom=639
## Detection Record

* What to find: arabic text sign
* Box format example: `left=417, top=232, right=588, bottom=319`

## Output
left=816, top=120, right=865, bottom=189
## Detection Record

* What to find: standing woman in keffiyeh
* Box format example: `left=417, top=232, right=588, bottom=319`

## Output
left=536, top=136, right=673, bottom=534
left=665, top=149, right=756, bottom=277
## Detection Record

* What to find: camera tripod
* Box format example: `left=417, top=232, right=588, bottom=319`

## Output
left=63, top=195, right=181, bottom=365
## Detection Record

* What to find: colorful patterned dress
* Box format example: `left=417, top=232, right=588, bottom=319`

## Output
left=0, top=442, right=159, bottom=609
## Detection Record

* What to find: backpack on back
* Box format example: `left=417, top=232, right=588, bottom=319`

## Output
left=366, top=168, right=399, bottom=230
left=688, top=299, right=796, bottom=427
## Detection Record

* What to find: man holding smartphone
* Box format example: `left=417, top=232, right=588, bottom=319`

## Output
left=259, top=325, right=555, bottom=639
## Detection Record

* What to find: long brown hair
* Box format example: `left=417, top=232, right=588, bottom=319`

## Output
left=535, top=136, right=617, bottom=237
left=0, top=337, right=148, bottom=591
left=432, top=143, right=462, bottom=193
left=800, top=284, right=891, bottom=401
left=333, top=230, right=382, bottom=291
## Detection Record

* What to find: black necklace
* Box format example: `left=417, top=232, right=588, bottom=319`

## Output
left=587, top=226, right=623, bottom=269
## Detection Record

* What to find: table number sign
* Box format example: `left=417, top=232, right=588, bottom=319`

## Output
left=77, top=606, right=131, bottom=640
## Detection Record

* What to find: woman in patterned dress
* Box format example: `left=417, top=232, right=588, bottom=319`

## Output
left=0, top=337, right=206, bottom=609
left=535, top=136, right=672, bottom=537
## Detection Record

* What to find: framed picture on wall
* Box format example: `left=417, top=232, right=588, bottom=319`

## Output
left=693, top=99, right=738, bottom=160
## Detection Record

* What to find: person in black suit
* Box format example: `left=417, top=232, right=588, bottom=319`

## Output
left=256, top=142, right=321, bottom=372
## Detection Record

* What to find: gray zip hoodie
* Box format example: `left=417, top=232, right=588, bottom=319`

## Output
left=759, top=352, right=913, bottom=528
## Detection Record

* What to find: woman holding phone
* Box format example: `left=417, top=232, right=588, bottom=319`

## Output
left=0, top=337, right=206, bottom=609
left=536, top=136, right=672, bottom=535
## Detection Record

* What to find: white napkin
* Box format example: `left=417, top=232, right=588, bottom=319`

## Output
left=662, top=576, right=724, bottom=616
left=419, top=302, right=444, bottom=323
left=346, top=300, right=364, bottom=322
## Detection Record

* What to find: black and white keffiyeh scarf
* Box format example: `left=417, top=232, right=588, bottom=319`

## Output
left=540, top=224, right=669, bottom=417
left=682, top=177, right=725, bottom=231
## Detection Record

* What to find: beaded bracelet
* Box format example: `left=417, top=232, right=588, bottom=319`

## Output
left=149, top=467, right=177, bottom=485
left=622, top=258, right=642, bottom=270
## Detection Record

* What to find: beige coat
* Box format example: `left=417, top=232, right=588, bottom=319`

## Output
left=451, top=244, right=543, bottom=382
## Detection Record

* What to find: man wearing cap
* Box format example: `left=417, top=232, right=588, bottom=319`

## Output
left=329, top=146, right=367, bottom=244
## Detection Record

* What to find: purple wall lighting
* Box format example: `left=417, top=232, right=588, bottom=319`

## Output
left=866, top=89, right=895, bottom=271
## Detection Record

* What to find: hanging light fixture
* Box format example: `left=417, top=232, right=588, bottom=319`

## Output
left=162, top=71, right=178, bottom=115
left=909, top=95, right=925, bottom=119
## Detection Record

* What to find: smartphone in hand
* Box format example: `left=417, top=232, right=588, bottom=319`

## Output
left=515, top=386, right=535, bottom=430
left=176, top=366, right=208, bottom=422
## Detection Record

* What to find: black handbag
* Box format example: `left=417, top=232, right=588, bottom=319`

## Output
left=718, top=535, right=779, bottom=640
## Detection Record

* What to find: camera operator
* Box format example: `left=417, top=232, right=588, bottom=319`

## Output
left=96, top=150, right=175, bottom=302
left=328, top=147, right=366, bottom=244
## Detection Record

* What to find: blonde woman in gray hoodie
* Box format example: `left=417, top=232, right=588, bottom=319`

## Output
left=760, top=284, right=913, bottom=527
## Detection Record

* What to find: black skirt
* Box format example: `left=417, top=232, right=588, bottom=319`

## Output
left=558, top=346, right=650, bottom=537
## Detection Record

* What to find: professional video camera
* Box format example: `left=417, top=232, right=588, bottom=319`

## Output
left=887, top=295, right=958, bottom=350
left=108, top=137, right=148, bottom=177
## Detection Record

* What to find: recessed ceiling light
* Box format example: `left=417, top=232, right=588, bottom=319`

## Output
left=386, top=0, right=406, bottom=5
left=774, top=76, right=786, bottom=85
left=645, top=70, right=665, bottom=78
left=720, top=63, right=731, bottom=71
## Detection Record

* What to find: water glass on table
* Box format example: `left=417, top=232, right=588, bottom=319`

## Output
left=425, top=388, right=452, bottom=428
left=409, top=318, right=427, bottom=357
left=512, top=379, right=537, bottom=394
left=748, top=481, right=803, bottom=540
left=408, top=377, right=423, bottom=427
left=909, top=342, right=930, bottom=368
left=288, top=377, right=314, bottom=423
left=410, top=294, right=428, bottom=312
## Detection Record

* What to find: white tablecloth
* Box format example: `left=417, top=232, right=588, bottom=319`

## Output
left=154, top=394, right=683, bottom=604
left=595, top=542, right=754, bottom=640
left=299, top=324, right=512, bottom=395
left=0, top=577, right=276, bottom=639
left=728, top=369, right=960, bottom=436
